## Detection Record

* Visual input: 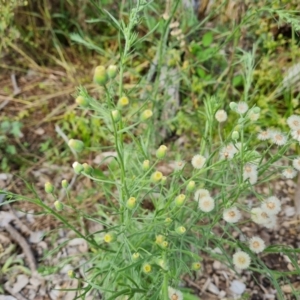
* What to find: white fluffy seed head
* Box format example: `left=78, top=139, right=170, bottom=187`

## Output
left=173, top=160, right=185, bottom=171
left=271, top=131, right=287, bottom=146
left=282, top=167, right=297, bottom=179
left=168, top=287, right=183, bottom=300
left=257, top=130, right=271, bottom=141
left=293, top=157, right=300, bottom=171
left=215, top=109, right=228, bottom=122
left=291, top=130, right=300, bottom=142
left=287, top=115, right=300, bottom=131
left=261, top=196, right=281, bottom=216
left=194, top=189, right=210, bottom=202
left=263, top=215, right=277, bottom=229
left=223, top=207, right=242, bottom=223
left=191, top=154, right=206, bottom=169
left=243, top=164, right=258, bottom=184
left=219, top=143, right=238, bottom=160
left=232, top=251, right=251, bottom=269
left=248, top=111, right=260, bottom=121
left=198, top=196, right=215, bottom=212
left=250, top=207, right=270, bottom=225
left=236, top=102, right=249, bottom=114
left=249, top=236, right=265, bottom=253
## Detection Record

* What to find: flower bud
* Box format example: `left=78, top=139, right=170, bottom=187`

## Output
left=82, top=163, right=93, bottom=175
left=140, top=109, right=153, bottom=121
left=151, top=171, right=163, bottom=183
left=176, top=226, right=186, bottom=235
left=142, top=263, right=152, bottom=274
left=54, top=200, right=64, bottom=211
left=161, top=176, right=167, bottom=185
left=67, top=270, right=75, bottom=278
left=104, top=233, right=116, bottom=243
left=75, top=95, right=89, bottom=107
left=186, top=180, right=195, bottom=192
left=155, top=235, right=165, bottom=245
left=191, top=262, right=201, bottom=270
left=229, top=102, right=237, bottom=111
left=72, top=162, right=83, bottom=174
left=111, top=110, right=121, bottom=122
left=161, top=241, right=168, bottom=249
left=45, top=182, right=54, bottom=194
left=232, top=131, right=239, bottom=140
left=118, top=96, right=129, bottom=107
left=175, top=194, right=186, bottom=207
left=93, top=65, right=108, bottom=85
left=156, top=258, right=168, bottom=271
left=156, top=145, right=167, bottom=159
left=61, top=179, right=68, bottom=189
left=126, top=197, right=137, bottom=209
left=132, top=252, right=140, bottom=261
left=107, top=65, right=118, bottom=79
left=142, top=160, right=150, bottom=171
left=68, top=139, right=84, bottom=152
left=165, top=217, right=172, bottom=225
left=253, top=107, right=261, bottom=114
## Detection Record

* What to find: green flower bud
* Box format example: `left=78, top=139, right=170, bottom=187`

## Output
left=93, top=65, right=108, bottom=85
left=111, top=110, right=121, bottom=122
left=61, top=179, right=68, bottom=189
left=161, top=176, right=167, bottom=185
left=140, top=109, right=153, bottom=121
left=165, top=217, right=172, bottom=225
left=75, top=96, right=89, bottom=107
left=126, top=197, right=137, bottom=209
left=156, top=145, right=167, bottom=159
left=45, top=182, right=54, bottom=194
left=151, top=171, right=163, bottom=183
left=72, top=162, right=83, bottom=174
left=175, top=194, right=186, bottom=207
left=142, top=263, right=152, bottom=274
left=67, top=270, right=75, bottom=278
left=132, top=252, right=140, bottom=261
left=229, top=102, right=237, bottom=111
left=156, top=258, right=168, bottom=271
left=161, top=241, right=168, bottom=249
left=176, top=226, right=186, bottom=235
left=82, top=163, right=93, bottom=175
left=104, top=232, right=116, bottom=243
left=68, top=139, right=84, bottom=153
left=107, top=65, right=118, bottom=79
left=155, top=235, right=165, bottom=245
left=142, top=160, right=150, bottom=171
left=186, top=180, right=195, bottom=192
left=232, top=131, right=239, bottom=140
left=54, top=200, right=64, bottom=211
left=253, top=107, right=261, bottom=114
left=191, top=262, right=201, bottom=271
left=117, top=96, right=129, bottom=107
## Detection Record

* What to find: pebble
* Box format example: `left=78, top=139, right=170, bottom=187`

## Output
left=213, top=261, right=221, bottom=270
left=230, top=280, right=246, bottom=295
left=208, top=282, right=220, bottom=295
left=11, top=274, right=29, bottom=294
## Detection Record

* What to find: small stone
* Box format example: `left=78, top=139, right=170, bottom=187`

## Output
left=285, top=206, right=295, bottom=217
left=11, top=274, right=29, bottom=294
left=208, top=282, right=220, bottom=295
left=213, top=260, right=221, bottom=270
left=218, top=290, right=226, bottom=298
left=230, top=280, right=246, bottom=295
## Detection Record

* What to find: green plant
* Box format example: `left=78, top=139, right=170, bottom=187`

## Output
left=4, top=1, right=300, bottom=299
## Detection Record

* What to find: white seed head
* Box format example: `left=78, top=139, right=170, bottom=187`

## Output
left=223, top=207, right=242, bottom=223
left=257, top=130, right=271, bottom=141
left=293, top=157, right=300, bottom=171
left=248, top=110, right=260, bottom=121
left=287, top=115, right=300, bottom=131
left=236, top=102, right=249, bottom=114
left=198, top=196, right=215, bottom=212
left=249, top=236, right=265, bottom=253
left=215, top=109, right=228, bottom=122
left=194, top=189, right=210, bottom=202
left=271, top=131, right=287, bottom=146
left=191, top=154, right=206, bottom=169
left=219, top=143, right=238, bottom=160
left=282, top=167, right=297, bottom=179
left=250, top=207, right=270, bottom=225
left=232, top=251, right=251, bottom=269
left=291, top=129, right=300, bottom=142
left=261, top=196, right=281, bottom=216
left=168, top=287, right=183, bottom=300
left=173, top=160, right=185, bottom=171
